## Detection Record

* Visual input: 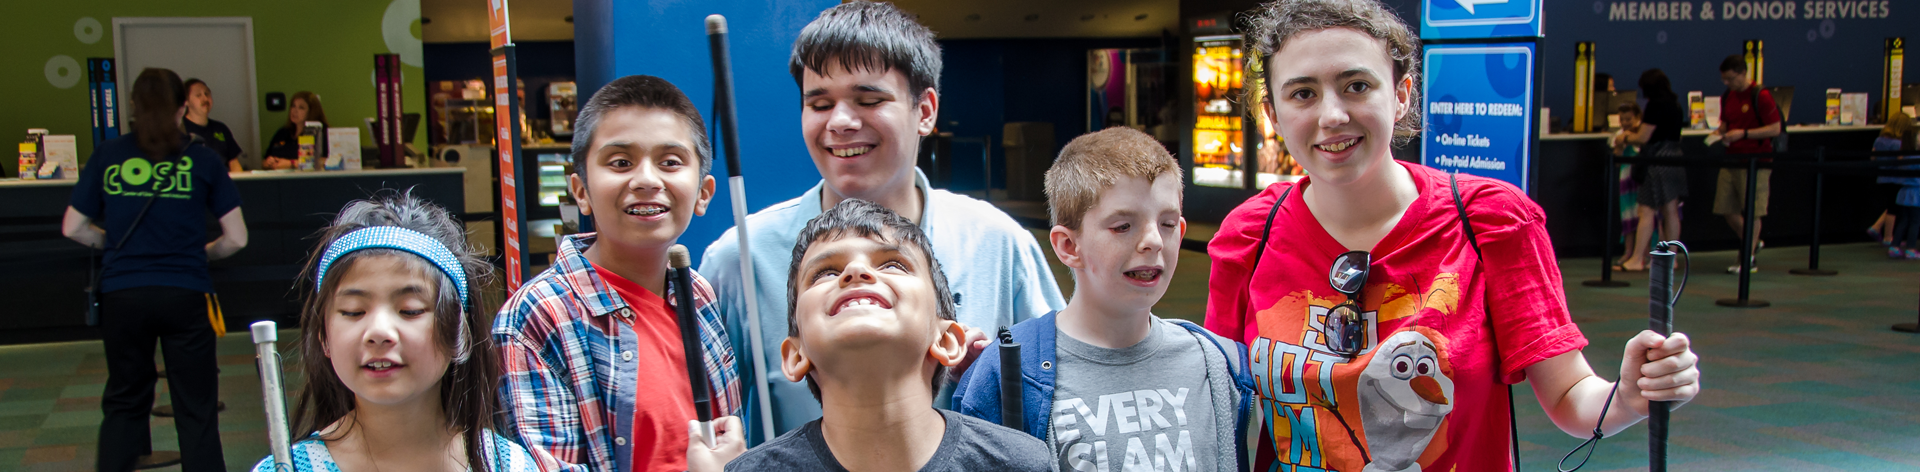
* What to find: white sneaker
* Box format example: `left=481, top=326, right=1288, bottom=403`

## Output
left=1726, top=262, right=1758, bottom=274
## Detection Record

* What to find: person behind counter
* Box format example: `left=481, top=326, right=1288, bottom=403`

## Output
left=262, top=91, right=328, bottom=170
left=61, top=67, right=249, bottom=472
left=182, top=79, right=248, bottom=173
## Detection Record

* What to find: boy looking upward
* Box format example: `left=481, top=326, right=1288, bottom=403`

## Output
left=953, top=128, right=1256, bottom=471
left=495, top=75, right=742, bottom=472
left=700, top=1, right=1066, bottom=443
left=716, top=199, right=1049, bottom=471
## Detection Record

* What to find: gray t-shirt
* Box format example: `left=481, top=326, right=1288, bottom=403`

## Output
left=725, top=409, right=1050, bottom=472
left=1052, top=317, right=1218, bottom=472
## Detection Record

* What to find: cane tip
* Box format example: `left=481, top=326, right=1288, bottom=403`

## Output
left=251, top=321, right=278, bottom=343
left=668, top=245, right=692, bottom=269
left=706, top=15, right=727, bottom=35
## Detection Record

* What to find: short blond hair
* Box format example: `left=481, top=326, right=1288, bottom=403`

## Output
left=1045, top=127, right=1183, bottom=231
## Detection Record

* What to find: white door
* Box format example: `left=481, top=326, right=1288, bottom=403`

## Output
left=113, top=18, right=260, bottom=168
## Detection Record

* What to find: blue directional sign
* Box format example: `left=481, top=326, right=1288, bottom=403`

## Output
left=1422, top=43, right=1535, bottom=192
left=1422, top=0, right=1543, bottom=39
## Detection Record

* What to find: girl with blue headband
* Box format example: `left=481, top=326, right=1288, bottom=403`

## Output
left=253, top=192, right=536, bottom=471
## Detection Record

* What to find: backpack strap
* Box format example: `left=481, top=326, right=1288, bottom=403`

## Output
left=1169, top=319, right=1256, bottom=472
left=1451, top=172, right=1519, bottom=471
left=1247, top=185, right=1295, bottom=290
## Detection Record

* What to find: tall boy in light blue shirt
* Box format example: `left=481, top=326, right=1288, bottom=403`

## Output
left=699, top=1, right=1066, bottom=446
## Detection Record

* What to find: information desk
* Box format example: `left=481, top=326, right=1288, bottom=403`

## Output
left=1536, top=124, right=1884, bottom=258
left=0, top=168, right=467, bottom=343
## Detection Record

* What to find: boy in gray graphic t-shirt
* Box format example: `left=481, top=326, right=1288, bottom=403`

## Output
left=952, top=128, right=1256, bottom=471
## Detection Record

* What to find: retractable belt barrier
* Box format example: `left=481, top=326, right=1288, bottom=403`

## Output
left=1589, top=147, right=1920, bottom=332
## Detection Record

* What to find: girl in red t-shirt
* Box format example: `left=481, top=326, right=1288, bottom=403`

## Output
left=1204, top=1, right=1701, bottom=471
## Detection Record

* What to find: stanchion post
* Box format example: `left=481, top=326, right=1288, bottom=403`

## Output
left=1792, top=146, right=1837, bottom=276
left=1585, top=151, right=1630, bottom=287
left=1718, top=155, right=1771, bottom=307
left=1896, top=275, right=1920, bottom=333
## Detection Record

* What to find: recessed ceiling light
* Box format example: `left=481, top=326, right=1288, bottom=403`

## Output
left=1136, top=13, right=1149, bottom=21
left=564, top=16, right=573, bottom=23
left=1024, top=14, right=1039, bottom=22
left=1081, top=14, right=1094, bottom=21
left=965, top=13, right=981, bottom=21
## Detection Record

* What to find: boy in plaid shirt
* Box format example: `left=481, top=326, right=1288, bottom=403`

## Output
left=494, top=75, right=742, bottom=472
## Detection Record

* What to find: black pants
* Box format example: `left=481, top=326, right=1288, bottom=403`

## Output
left=1895, top=205, right=1920, bottom=250
left=97, top=286, right=225, bottom=472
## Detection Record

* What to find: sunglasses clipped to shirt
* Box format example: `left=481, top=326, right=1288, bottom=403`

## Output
left=1324, top=250, right=1372, bottom=358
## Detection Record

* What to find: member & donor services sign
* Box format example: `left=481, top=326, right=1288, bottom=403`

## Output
left=1422, top=43, right=1535, bottom=192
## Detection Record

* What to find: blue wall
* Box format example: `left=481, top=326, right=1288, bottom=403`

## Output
left=1540, top=2, right=1909, bottom=125
left=573, top=0, right=838, bottom=267
left=937, top=37, right=1163, bottom=190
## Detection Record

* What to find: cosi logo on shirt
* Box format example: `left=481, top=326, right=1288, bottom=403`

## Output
left=104, top=156, right=195, bottom=197
left=214, top=132, right=227, bottom=142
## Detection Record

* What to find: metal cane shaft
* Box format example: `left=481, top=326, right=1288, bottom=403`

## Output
left=1648, top=248, right=1675, bottom=472
left=251, top=321, right=292, bottom=470
left=707, top=14, right=776, bottom=442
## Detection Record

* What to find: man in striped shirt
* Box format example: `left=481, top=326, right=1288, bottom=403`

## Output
left=494, top=75, right=742, bottom=472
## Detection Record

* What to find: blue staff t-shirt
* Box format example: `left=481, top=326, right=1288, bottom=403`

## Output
left=69, top=132, right=242, bottom=294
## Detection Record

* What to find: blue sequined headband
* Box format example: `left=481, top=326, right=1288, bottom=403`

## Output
left=315, top=226, right=470, bottom=305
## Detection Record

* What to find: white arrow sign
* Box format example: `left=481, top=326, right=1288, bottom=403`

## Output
left=1456, top=0, right=1509, bottom=14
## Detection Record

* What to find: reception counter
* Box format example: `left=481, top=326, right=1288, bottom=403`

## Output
left=0, top=168, right=469, bottom=343
left=1536, top=124, right=1884, bottom=259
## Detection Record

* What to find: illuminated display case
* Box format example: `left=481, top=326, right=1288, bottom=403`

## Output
left=1192, top=35, right=1246, bottom=188
left=1248, top=48, right=1304, bottom=188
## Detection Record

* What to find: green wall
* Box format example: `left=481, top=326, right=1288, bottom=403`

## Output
left=2, top=0, right=426, bottom=170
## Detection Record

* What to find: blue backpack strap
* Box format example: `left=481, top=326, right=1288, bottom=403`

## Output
left=1169, top=319, right=1257, bottom=470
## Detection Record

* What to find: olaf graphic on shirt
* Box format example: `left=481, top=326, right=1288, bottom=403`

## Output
left=1252, top=273, right=1462, bottom=472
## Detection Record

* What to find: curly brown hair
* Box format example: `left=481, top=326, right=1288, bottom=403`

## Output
left=1243, top=0, right=1423, bottom=146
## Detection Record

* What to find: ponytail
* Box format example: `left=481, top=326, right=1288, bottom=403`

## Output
left=130, top=68, right=187, bottom=160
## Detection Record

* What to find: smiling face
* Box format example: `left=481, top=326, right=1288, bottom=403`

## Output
left=1052, top=173, right=1184, bottom=315
left=782, top=230, right=961, bottom=396
left=1264, top=27, right=1411, bottom=187
left=568, top=106, right=716, bottom=253
left=322, top=254, right=452, bottom=408
left=800, top=63, right=938, bottom=202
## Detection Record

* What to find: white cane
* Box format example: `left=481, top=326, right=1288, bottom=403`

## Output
left=707, top=14, right=776, bottom=442
left=252, top=321, right=293, bottom=470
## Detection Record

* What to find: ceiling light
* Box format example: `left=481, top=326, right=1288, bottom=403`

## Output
left=1136, top=14, right=1149, bottom=21
left=1024, top=14, right=1039, bottom=22
left=965, top=13, right=980, bottom=21
left=1081, top=14, right=1094, bottom=21
left=564, top=16, right=573, bottom=23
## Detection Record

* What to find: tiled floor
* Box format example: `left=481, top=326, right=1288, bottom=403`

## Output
left=2, top=238, right=1916, bottom=471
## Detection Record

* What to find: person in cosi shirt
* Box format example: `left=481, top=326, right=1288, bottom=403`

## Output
left=181, top=79, right=248, bottom=172
left=1203, top=1, right=1703, bottom=471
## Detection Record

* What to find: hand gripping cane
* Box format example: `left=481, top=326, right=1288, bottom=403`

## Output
left=706, top=14, right=776, bottom=441
left=251, top=321, right=293, bottom=471
left=1648, top=241, right=1685, bottom=472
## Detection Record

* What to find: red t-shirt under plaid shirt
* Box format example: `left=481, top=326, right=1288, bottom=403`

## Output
left=1204, top=162, right=1588, bottom=472
left=592, top=263, right=697, bottom=472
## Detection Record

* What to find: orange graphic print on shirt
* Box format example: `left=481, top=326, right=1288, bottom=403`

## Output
left=1251, top=274, right=1462, bottom=472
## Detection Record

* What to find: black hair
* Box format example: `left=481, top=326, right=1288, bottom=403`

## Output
left=785, top=199, right=956, bottom=400
left=789, top=1, right=942, bottom=104
left=570, top=75, right=713, bottom=180
left=1638, top=68, right=1677, bottom=102
left=184, top=78, right=208, bottom=93
left=292, top=190, right=500, bottom=472
left=1719, top=54, right=1748, bottom=74
left=1593, top=72, right=1613, bottom=92
left=1616, top=102, right=1641, bottom=116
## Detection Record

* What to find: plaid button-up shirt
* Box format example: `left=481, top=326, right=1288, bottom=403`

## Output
left=494, top=233, right=742, bottom=472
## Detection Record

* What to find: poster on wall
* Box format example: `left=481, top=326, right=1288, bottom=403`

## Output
left=1192, top=35, right=1245, bottom=189
left=1422, top=42, right=1536, bottom=192
left=1422, top=0, right=1543, bottom=40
